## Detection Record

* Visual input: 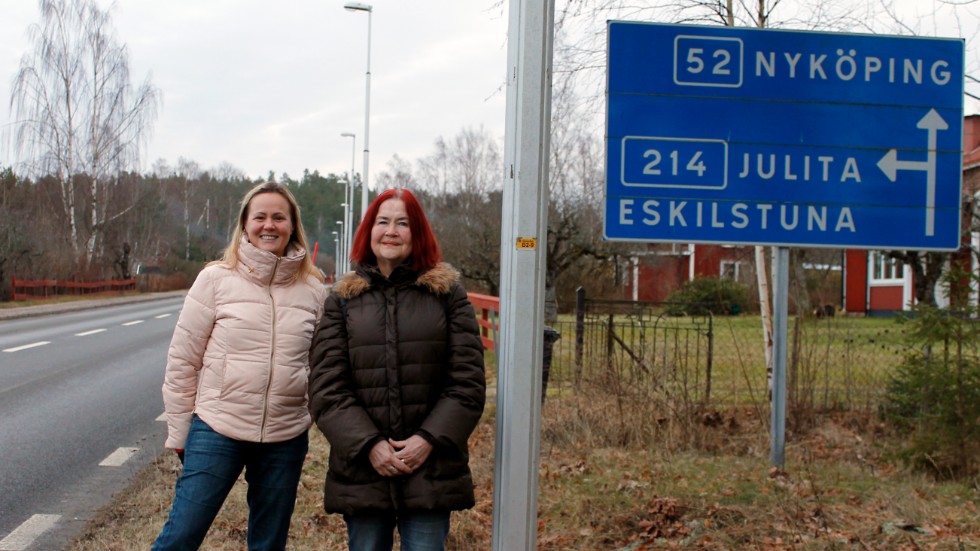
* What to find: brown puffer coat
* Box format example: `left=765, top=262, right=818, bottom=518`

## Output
left=308, top=262, right=486, bottom=515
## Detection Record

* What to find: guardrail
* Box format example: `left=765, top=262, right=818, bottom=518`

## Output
left=11, top=277, right=137, bottom=301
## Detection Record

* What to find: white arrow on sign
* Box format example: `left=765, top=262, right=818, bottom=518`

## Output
left=877, top=109, right=948, bottom=237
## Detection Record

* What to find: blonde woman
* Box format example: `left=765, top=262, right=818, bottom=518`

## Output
left=153, top=182, right=326, bottom=550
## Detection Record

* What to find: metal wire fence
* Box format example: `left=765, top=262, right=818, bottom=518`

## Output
left=541, top=301, right=910, bottom=414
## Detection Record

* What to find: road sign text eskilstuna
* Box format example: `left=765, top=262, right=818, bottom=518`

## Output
left=604, top=22, right=965, bottom=251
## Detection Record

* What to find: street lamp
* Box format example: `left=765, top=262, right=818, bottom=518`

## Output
left=340, top=132, right=356, bottom=271
left=335, top=220, right=345, bottom=272
left=339, top=203, right=349, bottom=271
left=337, top=220, right=347, bottom=273
left=331, top=231, right=340, bottom=280
left=344, top=1, right=372, bottom=219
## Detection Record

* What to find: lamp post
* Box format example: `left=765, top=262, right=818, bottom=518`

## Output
left=340, top=132, right=356, bottom=271
left=335, top=220, right=345, bottom=272
left=344, top=1, right=372, bottom=219
left=339, top=203, right=349, bottom=271
left=331, top=231, right=339, bottom=281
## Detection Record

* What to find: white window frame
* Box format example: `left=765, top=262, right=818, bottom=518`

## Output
left=720, top=260, right=741, bottom=282
left=869, top=251, right=904, bottom=284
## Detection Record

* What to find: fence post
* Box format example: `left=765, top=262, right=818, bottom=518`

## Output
left=482, top=307, right=490, bottom=346
left=574, top=286, right=585, bottom=382
left=606, top=313, right=615, bottom=369
left=489, top=306, right=499, bottom=354
left=705, top=312, right=713, bottom=404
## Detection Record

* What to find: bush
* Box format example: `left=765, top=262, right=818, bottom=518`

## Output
left=882, top=305, right=980, bottom=480
left=664, top=277, right=749, bottom=316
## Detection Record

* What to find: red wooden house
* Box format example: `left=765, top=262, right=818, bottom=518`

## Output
left=624, top=243, right=751, bottom=302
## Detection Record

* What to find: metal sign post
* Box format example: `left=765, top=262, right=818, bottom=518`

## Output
left=492, top=0, right=555, bottom=549
left=771, top=247, right=789, bottom=467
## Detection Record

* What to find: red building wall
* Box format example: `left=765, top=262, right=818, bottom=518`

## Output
left=869, top=286, right=905, bottom=311
left=628, top=244, right=751, bottom=302
left=693, top=245, right=724, bottom=278
left=844, top=250, right=868, bottom=313
left=630, top=254, right=688, bottom=302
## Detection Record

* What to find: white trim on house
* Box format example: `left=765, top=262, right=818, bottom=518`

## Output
left=631, top=256, right=639, bottom=302
left=688, top=243, right=696, bottom=282
left=868, top=251, right=904, bottom=285
left=866, top=251, right=914, bottom=312
left=720, top=259, right=742, bottom=282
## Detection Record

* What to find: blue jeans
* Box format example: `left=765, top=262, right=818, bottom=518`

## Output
left=344, top=510, right=451, bottom=551
left=151, top=416, right=308, bottom=551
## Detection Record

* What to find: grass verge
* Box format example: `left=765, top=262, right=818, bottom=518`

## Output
left=65, top=400, right=980, bottom=550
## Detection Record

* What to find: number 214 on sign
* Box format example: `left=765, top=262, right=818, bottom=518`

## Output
left=620, top=136, right=728, bottom=190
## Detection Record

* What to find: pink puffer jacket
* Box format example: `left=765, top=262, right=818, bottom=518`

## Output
left=162, top=239, right=326, bottom=449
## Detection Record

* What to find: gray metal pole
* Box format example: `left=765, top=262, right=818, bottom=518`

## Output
left=340, top=132, right=356, bottom=272
left=491, top=0, right=554, bottom=549
left=341, top=201, right=349, bottom=271
left=344, top=2, right=372, bottom=220
left=770, top=246, right=789, bottom=468
left=361, top=9, right=371, bottom=219
left=332, top=234, right=339, bottom=279
left=347, top=138, right=355, bottom=270
left=335, top=220, right=344, bottom=272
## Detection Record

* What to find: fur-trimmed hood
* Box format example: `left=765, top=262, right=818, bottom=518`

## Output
left=332, top=262, right=460, bottom=300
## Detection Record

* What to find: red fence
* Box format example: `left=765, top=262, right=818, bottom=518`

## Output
left=467, top=292, right=499, bottom=352
left=11, top=277, right=137, bottom=301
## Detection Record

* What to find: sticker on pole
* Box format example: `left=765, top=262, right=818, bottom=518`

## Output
left=516, top=238, right=537, bottom=249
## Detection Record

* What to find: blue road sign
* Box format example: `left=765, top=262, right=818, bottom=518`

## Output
left=604, top=22, right=965, bottom=250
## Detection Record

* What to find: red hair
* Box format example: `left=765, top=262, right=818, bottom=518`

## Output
left=350, top=188, right=441, bottom=272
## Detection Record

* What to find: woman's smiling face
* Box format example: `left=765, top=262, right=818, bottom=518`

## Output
left=371, top=198, right=413, bottom=277
left=244, top=192, right=293, bottom=257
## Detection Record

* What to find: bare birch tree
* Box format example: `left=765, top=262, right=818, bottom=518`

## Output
left=415, top=126, right=501, bottom=199
left=8, top=0, right=160, bottom=274
left=373, top=154, right=418, bottom=192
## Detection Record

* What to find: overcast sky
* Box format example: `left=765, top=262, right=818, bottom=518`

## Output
left=1, top=1, right=977, bottom=184
left=0, top=1, right=510, bottom=181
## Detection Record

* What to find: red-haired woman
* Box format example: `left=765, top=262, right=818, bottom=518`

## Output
left=309, top=188, right=486, bottom=550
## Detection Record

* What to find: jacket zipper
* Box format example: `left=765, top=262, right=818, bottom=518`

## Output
left=260, top=257, right=281, bottom=441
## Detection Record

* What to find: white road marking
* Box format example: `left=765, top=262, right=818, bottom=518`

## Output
left=154, top=313, right=171, bottom=319
left=0, top=514, right=61, bottom=551
left=99, top=447, right=140, bottom=467
left=156, top=413, right=167, bottom=422
left=75, top=328, right=107, bottom=337
left=121, top=320, right=144, bottom=326
left=2, top=342, right=50, bottom=353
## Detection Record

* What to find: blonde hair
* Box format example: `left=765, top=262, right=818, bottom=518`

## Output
left=210, top=181, right=324, bottom=283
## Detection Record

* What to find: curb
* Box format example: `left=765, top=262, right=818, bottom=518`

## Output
left=0, top=290, right=187, bottom=321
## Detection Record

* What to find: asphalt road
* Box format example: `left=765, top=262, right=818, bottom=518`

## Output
left=0, top=293, right=186, bottom=551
